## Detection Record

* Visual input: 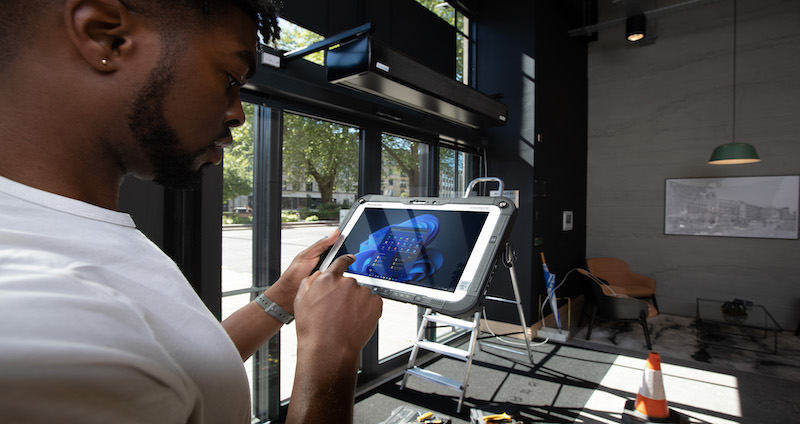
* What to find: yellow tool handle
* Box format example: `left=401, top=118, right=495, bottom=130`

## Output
left=417, top=412, right=434, bottom=422
left=483, top=412, right=513, bottom=422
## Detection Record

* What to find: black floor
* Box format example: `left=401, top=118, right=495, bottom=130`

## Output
left=354, top=337, right=800, bottom=424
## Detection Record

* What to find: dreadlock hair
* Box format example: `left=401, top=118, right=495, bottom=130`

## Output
left=225, top=0, right=282, bottom=49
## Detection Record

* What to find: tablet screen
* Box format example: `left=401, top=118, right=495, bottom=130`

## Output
left=326, top=204, right=492, bottom=293
left=318, top=196, right=515, bottom=315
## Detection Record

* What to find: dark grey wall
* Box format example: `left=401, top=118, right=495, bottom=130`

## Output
left=476, top=1, right=588, bottom=323
left=586, top=0, right=800, bottom=328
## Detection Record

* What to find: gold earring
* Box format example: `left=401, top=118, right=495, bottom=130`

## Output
left=101, top=58, right=108, bottom=65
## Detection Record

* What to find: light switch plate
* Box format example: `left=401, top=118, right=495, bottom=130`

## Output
left=562, top=211, right=573, bottom=231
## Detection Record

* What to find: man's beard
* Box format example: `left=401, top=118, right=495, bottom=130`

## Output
left=128, top=58, right=209, bottom=190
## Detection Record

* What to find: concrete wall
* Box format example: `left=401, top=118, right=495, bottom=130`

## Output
left=586, top=0, right=800, bottom=328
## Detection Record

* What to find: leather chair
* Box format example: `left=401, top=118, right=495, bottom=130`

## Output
left=586, top=257, right=658, bottom=310
left=575, top=269, right=658, bottom=350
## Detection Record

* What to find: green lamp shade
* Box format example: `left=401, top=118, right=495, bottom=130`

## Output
left=708, top=142, right=761, bottom=165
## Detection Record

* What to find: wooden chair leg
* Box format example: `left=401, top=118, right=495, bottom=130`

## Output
left=640, top=310, right=652, bottom=350
left=650, top=294, right=659, bottom=311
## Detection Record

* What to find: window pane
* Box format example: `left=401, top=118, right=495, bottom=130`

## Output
left=274, top=18, right=325, bottom=65
left=415, top=1, right=470, bottom=84
left=457, top=32, right=468, bottom=83
left=378, top=134, right=428, bottom=361
left=456, top=11, right=468, bottom=33
left=281, top=112, right=360, bottom=399
left=221, top=102, right=256, bottom=419
left=381, top=134, right=426, bottom=197
left=436, top=146, right=473, bottom=340
left=415, top=0, right=455, bottom=25
left=439, top=146, right=467, bottom=199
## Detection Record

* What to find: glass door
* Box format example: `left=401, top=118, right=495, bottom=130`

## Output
left=280, top=111, right=360, bottom=399
left=220, top=100, right=482, bottom=420
left=220, top=102, right=258, bottom=419
left=377, top=133, right=430, bottom=362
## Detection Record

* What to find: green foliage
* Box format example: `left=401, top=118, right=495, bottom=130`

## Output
left=414, top=0, right=467, bottom=82
left=415, top=0, right=456, bottom=25
left=223, top=214, right=253, bottom=225
left=223, top=103, right=255, bottom=203
left=305, top=215, right=319, bottom=222
left=381, top=134, right=422, bottom=197
left=316, top=202, right=341, bottom=220
left=281, top=211, right=300, bottom=222
left=297, top=207, right=312, bottom=219
left=274, top=18, right=325, bottom=65
left=282, top=113, right=359, bottom=204
left=318, top=202, right=340, bottom=212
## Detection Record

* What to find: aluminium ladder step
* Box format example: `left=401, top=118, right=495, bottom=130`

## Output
left=423, top=314, right=478, bottom=330
left=416, top=341, right=470, bottom=360
left=404, top=366, right=463, bottom=391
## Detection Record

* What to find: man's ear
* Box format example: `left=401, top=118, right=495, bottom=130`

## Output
left=64, top=0, right=138, bottom=72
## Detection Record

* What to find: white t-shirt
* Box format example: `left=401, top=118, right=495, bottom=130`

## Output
left=0, top=176, right=250, bottom=424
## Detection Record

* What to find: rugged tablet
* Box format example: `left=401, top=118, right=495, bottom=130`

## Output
left=318, top=195, right=516, bottom=316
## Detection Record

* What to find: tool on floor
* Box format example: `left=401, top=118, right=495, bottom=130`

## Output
left=417, top=412, right=434, bottom=421
left=416, top=411, right=450, bottom=424
left=469, top=408, right=524, bottom=424
left=377, top=405, right=452, bottom=424
left=482, top=412, right=514, bottom=422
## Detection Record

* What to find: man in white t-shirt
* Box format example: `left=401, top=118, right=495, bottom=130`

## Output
left=0, top=1, right=382, bottom=423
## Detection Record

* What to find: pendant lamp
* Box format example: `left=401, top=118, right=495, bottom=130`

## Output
left=709, top=0, right=760, bottom=165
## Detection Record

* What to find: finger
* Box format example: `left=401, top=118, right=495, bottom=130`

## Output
left=325, top=254, right=356, bottom=276
left=296, top=271, right=321, bottom=301
left=298, top=229, right=340, bottom=258
left=373, top=296, right=384, bottom=318
left=296, top=230, right=338, bottom=261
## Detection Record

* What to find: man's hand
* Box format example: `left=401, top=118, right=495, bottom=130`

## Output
left=286, top=254, right=383, bottom=423
left=267, top=229, right=340, bottom=315
left=293, top=254, right=383, bottom=355
left=222, top=230, right=341, bottom=360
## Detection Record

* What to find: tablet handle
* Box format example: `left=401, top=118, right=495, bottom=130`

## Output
left=463, top=177, right=504, bottom=198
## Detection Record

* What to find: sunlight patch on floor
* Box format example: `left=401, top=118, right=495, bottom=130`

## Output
left=577, top=355, right=741, bottom=424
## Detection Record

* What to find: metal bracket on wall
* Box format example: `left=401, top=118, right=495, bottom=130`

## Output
left=262, top=22, right=373, bottom=68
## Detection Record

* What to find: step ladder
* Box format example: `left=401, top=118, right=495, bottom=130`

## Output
left=400, top=310, right=481, bottom=413
left=399, top=177, right=534, bottom=413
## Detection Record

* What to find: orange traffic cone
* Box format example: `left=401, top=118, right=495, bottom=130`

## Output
left=635, top=352, right=670, bottom=418
left=622, top=352, right=687, bottom=423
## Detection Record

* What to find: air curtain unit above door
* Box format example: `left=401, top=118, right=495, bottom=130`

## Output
left=327, top=35, right=507, bottom=129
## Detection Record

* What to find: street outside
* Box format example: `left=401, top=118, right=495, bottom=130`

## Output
left=221, top=224, right=419, bottom=400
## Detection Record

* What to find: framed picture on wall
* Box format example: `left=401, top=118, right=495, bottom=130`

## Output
left=664, top=175, right=799, bottom=239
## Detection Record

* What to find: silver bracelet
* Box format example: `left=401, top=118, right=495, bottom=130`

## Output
left=255, top=293, right=294, bottom=324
